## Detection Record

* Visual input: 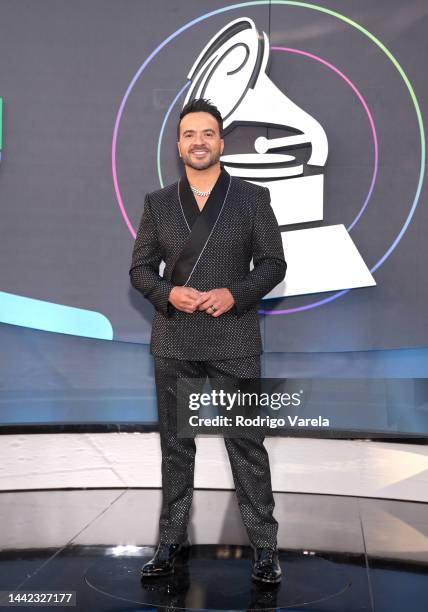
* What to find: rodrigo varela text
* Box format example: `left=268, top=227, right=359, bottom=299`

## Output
left=188, top=415, right=330, bottom=428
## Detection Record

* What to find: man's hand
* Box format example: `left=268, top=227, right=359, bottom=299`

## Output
left=168, top=286, right=206, bottom=313
left=196, top=288, right=235, bottom=317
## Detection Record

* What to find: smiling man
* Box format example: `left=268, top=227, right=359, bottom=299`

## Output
left=129, top=98, right=287, bottom=584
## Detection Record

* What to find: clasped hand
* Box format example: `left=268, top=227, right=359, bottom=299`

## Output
left=169, top=286, right=235, bottom=317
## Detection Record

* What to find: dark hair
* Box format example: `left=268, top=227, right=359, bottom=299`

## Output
left=177, top=98, right=223, bottom=140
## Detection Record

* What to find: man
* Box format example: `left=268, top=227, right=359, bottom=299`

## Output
left=129, top=98, right=287, bottom=583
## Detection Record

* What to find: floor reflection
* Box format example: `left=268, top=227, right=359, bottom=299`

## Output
left=0, top=489, right=427, bottom=611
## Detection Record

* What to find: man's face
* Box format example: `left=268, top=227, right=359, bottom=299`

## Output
left=177, top=111, right=224, bottom=171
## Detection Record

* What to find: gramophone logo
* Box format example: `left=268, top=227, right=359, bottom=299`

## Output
left=182, top=18, right=376, bottom=298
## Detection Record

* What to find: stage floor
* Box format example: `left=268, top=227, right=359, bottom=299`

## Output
left=0, top=489, right=426, bottom=611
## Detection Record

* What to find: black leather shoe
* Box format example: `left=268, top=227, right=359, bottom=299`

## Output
left=251, top=547, right=282, bottom=584
left=140, top=539, right=190, bottom=578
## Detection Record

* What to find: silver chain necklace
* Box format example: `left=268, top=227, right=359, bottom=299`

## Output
left=190, top=185, right=212, bottom=197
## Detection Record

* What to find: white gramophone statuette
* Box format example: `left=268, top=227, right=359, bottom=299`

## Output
left=182, top=17, right=376, bottom=298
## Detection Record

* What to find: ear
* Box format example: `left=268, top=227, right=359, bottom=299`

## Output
left=220, top=138, right=225, bottom=154
left=177, top=141, right=182, bottom=158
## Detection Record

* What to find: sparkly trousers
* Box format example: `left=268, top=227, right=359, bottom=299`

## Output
left=153, top=355, right=278, bottom=548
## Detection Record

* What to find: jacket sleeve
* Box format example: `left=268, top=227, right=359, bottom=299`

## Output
left=227, top=187, right=286, bottom=315
left=129, top=193, right=175, bottom=316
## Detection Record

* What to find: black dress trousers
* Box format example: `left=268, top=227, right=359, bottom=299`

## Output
left=153, top=354, right=278, bottom=549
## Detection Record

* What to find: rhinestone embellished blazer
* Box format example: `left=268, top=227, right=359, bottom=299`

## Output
left=129, top=167, right=287, bottom=360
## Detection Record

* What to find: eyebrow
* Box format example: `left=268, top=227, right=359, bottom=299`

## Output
left=182, top=128, right=215, bottom=135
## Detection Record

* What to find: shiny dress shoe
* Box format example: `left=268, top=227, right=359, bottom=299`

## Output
left=141, top=539, right=190, bottom=577
left=251, top=547, right=282, bottom=584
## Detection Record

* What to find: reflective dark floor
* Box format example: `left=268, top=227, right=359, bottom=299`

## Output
left=0, top=489, right=427, bottom=611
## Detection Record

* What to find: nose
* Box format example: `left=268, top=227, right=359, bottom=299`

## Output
left=193, top=131, right=209, bottom=146
left=193, top=135, right=205, bottom=147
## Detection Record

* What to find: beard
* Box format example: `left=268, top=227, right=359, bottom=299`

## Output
left=181, top=146, right=222, bottom=171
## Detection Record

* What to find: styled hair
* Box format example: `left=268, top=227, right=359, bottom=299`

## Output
left=177, top=98, right=223, bottom=139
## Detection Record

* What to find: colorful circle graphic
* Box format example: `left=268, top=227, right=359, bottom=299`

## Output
left=112, top=1, right=425, bottom=316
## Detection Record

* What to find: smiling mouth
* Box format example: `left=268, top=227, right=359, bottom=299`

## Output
left=192, top=150, right=208, bottom=156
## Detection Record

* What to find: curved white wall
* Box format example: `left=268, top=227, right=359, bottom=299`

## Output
left=1, top=434, right=427, bottom=502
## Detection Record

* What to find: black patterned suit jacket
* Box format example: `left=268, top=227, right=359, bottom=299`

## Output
left=129, top=167, right=286, bottom=360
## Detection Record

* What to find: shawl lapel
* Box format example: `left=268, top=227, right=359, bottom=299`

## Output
left=171, top=166, right=231, bottom=286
